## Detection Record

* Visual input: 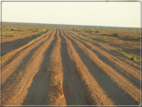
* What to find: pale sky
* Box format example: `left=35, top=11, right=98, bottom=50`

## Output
left=2, top=2, right=141, bottom=27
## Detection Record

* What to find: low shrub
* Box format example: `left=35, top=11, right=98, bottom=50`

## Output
left=112, top=33, right=119, bottom=36
left=96, top=30, right=100, bottom=33
left=118, top=48, right=122, bottom=51
left=0, top=56, right=3, bottom=60
left=130, top=56, right=137, bottom=61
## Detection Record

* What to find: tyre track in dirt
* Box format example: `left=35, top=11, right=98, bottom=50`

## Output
left=76, top=32, right=140, bottom=61
left=1, top=28, right=140, bottom=105
left=69, top=31, right=140, bottom=74
left=1, top=31, right=49, bottom=56
left=60, top=30, right=114, bottom=105
left=22, top=29, right=64, bottom=105
left=60, top=30, right=93, bottom=105
left=1, top=29, right=52, bottom=72
left=70, top=31, right=140, bottom=69
left=63, top=30, right=139, bottom=105
left=68, top=31, right=140, bottom=88
left=1, top=29, right=52, bottom=69
left=64, top=30, right=140, bottom=104
left=2, top=29, right=54, bottom=86
left=45, top=29, right=66, bottom=105
left=2, top=29, right=56, bottom=105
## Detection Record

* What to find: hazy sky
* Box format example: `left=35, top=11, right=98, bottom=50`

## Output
left=2, top=2, right=141, bottom=27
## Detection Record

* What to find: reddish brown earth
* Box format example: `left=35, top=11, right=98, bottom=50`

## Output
left=1, top=28, right=140, bottom=106
left=76, top=31, right=140, bottom=60
left=1, top=31, right=42, bottom=56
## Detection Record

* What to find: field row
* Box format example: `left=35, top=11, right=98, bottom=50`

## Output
left=1, top=29, right=140, bottom=105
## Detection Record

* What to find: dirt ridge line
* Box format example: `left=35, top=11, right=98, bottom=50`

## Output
left=46, top=29, right=66, bottom=105
left=64, top=30, right=140, bottom=104
left=63, top=30, right=139, bottom=105
left=2, top=29, right=56, bottom=105
left=67, top=31, right=140, bottom=80
left=60, top=29, right=114, bottom=105
left=1, top=30, right=47, bottom=43
left=69, top=31, right=140, bottom=73
left=78, top=31, right=140, bottom=63
left=1, top=29, right=53, bottom=68
left=2, top=29, right=55, bottom=87
left=2, top=29, right=55, bottom=85
left=22, top=29, right=58, bottom=105
left=60, top=29, right=98, bottom=105
left=67, top=31, right=140, bottom=89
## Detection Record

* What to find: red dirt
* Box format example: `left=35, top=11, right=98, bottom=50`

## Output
left=1, top=28, right=140, bottom=106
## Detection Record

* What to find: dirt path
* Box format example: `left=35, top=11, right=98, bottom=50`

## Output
left=2, top=29, right=56, bottom=105
left=1, top=31, right=47, bottom=56
left=66, top=31, right=140, bottom=88
left=77, top=31, right=140, bottom=59
left=63, top=30, right=140, bottom=104
left=70, top=31, right=140, bottom=68
left=1, top=28, right=140, bottom=106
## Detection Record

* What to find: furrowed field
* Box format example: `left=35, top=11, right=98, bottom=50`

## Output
left=1, top=23, right=141, bottom=105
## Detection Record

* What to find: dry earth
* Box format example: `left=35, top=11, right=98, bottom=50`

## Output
left=1, top=28, right=141, bottom=106
left=1, top=31, right=44, bottom=56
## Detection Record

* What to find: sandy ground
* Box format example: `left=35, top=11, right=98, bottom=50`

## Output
left=1, top=31, right=41, bottom=56
left=78, top=31, right=140, bottom=60
left=1, top=28, right=140, bottom=106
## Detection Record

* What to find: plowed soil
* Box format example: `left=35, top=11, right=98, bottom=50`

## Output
left=1, top=28, right=140, bottom=106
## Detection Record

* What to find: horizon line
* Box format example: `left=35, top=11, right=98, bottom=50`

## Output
left=2, top=21, right=141, bottom=29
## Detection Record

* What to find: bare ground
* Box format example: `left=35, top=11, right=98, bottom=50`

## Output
left=1, top=28, right=140, bottom=106
left=1, top=31, right=45, bottom=56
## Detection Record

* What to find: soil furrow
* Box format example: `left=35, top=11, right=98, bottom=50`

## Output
left=60, top=30, right=114, bottom=105
left=22, top=30, right=58, bottom=105
left=63, top=30, right=139, bottom=105
left=69, top=31, right=140, bottom=73
left=60, top=30, right=92, bottom=105
left=46, top=29, right=66, bottom=105
left=1, top=29, right=52, bottom=68
left=64, top=30, right=140, bottom=104
left=1, top=27, right=140, bottom=106
left=2, top=29, right=56, bottom=105
left=2, top=30, right=54, bottom=85
left=67, top=31, right=140, bottom=88
left=69, top=31, right=140, bottom=69
left=1, top=30, right=50, bottom=56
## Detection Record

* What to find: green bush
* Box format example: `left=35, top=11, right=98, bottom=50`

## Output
left=29, top=36, right=33, bottom=38
left=96, top=30, right=100, bottom=33
left=130, top=56, right=136, bottom=61
left=0, top=56, right=3, bottom=60
left=118, top=48, right=122, bottom=51
left=112, top=33, right=119, bottom=36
